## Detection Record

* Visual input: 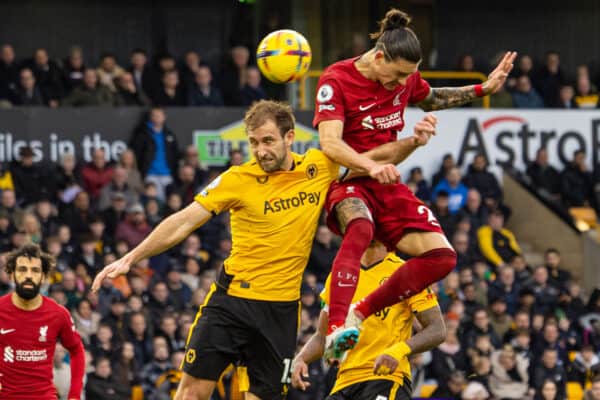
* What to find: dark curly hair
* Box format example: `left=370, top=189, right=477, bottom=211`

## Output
left=5, top=244, right=55, bottom=276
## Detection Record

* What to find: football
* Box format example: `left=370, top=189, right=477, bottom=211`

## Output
left=256, top=29, right=312, bottom=84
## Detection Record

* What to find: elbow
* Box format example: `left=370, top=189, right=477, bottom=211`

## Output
left=319, top=136, right=336, bottom=157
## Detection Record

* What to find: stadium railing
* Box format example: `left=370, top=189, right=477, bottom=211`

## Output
left=297, top=70, right=490, bottom=110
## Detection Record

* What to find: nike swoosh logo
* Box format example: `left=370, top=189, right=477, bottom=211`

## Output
left=0, top=329, right=15, bottom=334
left=359, top=103, right=376, bottom=111
left=337, top=282, right=355, bottom=288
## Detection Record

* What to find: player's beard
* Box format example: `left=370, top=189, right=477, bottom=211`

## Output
left=14, top=277, right=41, bottom=300
left=257, top=144, right=287, bottom=173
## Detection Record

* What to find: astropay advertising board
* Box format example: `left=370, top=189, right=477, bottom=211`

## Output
left=399, top=109, right=600, bottom=180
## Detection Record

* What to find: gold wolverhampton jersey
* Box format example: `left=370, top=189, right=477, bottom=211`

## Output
left=321, top=253, right=439, bottom=393
left=195, top=149, right=338, bottom=302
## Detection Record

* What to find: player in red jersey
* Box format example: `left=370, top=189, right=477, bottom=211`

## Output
left=0, top=244, right=85, bottom=400
left=314, top=8, right=516, bottom=358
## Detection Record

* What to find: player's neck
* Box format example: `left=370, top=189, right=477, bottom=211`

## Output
left=11, top=292, right=43, bottom=311
left=354, top=50, right=377, bottom=81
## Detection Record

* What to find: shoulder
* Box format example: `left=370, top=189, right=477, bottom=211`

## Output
left=43, top=296, right=72, bottom=320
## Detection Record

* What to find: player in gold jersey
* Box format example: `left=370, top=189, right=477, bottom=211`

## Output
left=91, top=100, right=437, bottom=400
left=291, top=241, right=445, bottom=400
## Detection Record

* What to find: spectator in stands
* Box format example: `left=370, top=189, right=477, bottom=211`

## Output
left=34, top=197, right=59, bottom=238
left=433, top=166, right=469, bottom=214
left=489, top=344, right=529, bottom=400
left=306, top=225, right=338, bottom=283
left=432, top=153, right=456, bottom=189
left=165, top=164, right=198, bottom=205
left=112, top=342, right=139, bottom=389
left=114, top=72, right=150, bottom=106
left=452, top=231, right=476, bottom=270
left=585, top=375, right=600, bottom=400
left=534, top=51, right=566, bottom=107
left=86, top=356, right=131, bottom=400
left=62, top=68, right=114, bottom=106
left=81, top=148, right=114, bottom=200
left=127, top=48, right=153, bottom=97
left=544, top=248, right=571, bottom=288
left=115, top=203, right=151, bottom=248
left=457, top=189, right=489, bottom=233
left=558, top=85, right=577, bottom=109
left=96, top=53, right=124, bottom=93
left=488, top=265, right=520, bottom=315
left=507, top=54, right=534, bottom=89
left=118, top=149, right=144, bottom=194
left=129, top=107, right=179, bottom=199
left=463, top=154, right=502, bottom=207
left=10, top=145, right=46, bottom=205
left=152, top=69, right=186, bottom=106
left=561, top=149, right=595, bottom=209
left=407, top=166, right=431, bottom=203
left=527, top=147, right=561, bottom=199
left=180, top=50, right=202, bottom=86
left=181, top=144, right=208, bottom=188
left=0, top=44, right=19, bottom=100
left=62, top=46, right=85, bottom=94
left=477, top=209, right=521, bottom=268
left=430, top=190, right=458, bottom=236
left=510, top=254, right=532, bottom=285
left=513, top=75, right=545, bottom=108
left=488, top=295, right=513, bottom=339
left=98, top=165, right=138, bottom=211
left=154, top=351, right=185, bottom=398
left=569, top=344, right=600, bottom=387
left=26, top=48, right=63, bottom=106
left=100, top=191, right=127, bottom=237
left=53, top=343, right=71, bottom=400
left=127, top=311, right=153, bottom=366
left=140, top=336, right=172, bottom=398
left=221, top=45, right=250, bottom=106
left=574, top=74, right=599, bottom=109
left=532, top=349, right=567, bottom=399
left=560, top=281, right=586, bottom=322
left=241, top=66, right=266, bottom=106
left=528, top=266, right=560, bottom=315
left=464, top=307, right=502, bottom=349
left=187, top=65, right=224, bottom=106
left=73, top=298, right=101, bottom=345
left=430, top=369, right=467, bottom=399
left=9, top=67, right=46, bottom=106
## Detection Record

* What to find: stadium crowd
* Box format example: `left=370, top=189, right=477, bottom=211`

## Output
left=0, top=44, right=600, bottom=400
left=1, top=43, right=600, bottom=109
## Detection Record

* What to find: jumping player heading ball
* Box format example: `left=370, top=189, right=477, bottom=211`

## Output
left=314, top=8, right=516, bottom=358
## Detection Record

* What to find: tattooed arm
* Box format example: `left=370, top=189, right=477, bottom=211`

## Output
left=417, top=51, right=517, bottom=112
left=407, top=305, right=446, bottom=353
left=373, top=304, right=446, bottom=375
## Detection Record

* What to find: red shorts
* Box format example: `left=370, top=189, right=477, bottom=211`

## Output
left=325, top=178, right=444, bottom=250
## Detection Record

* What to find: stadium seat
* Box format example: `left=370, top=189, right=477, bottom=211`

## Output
left=131, top=385, right=144, bottom=400
left=566, top=381, right=584, bottom=400
left=569, top=207, right=598, bottom=230
left=418, top=383, right=438, bottom=397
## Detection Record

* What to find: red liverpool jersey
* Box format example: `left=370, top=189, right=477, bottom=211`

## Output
left=0, top=294, right=82, bottom=399
left=313, top=57, right=430, bottom=153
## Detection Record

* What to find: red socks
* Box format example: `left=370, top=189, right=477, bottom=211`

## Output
left=355, top=248, right=456, bottom=319
left=327, top=218, right=374, bottom=334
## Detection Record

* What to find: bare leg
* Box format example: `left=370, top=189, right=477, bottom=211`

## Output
left=173, top=372, right=217, bottom=400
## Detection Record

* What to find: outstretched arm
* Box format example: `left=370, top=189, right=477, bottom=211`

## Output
left=291, top=310, right=328, bottom=391
left=417, top=51, right=517, bottom=111
left=91, top=201, right=212, bottom=291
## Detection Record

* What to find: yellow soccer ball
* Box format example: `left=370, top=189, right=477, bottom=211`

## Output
left=256, top=29, right=312, bottom=84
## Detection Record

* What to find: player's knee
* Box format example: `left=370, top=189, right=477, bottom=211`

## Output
left=174, top=382, right=213, bottom=400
